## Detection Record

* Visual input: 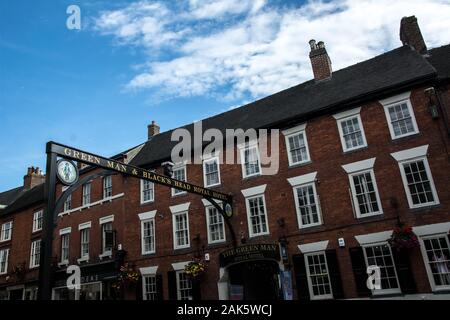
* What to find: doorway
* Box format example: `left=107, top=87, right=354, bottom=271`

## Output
left=227, top=260, right=281, bottom=300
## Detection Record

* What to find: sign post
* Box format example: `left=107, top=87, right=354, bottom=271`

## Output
left=38, top=141, right=235, bottom=299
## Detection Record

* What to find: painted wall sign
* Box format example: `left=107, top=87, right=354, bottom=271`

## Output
left=219, top=243, right=280, bottom=267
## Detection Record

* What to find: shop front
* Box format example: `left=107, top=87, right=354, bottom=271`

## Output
left=52, top=260, right=119, bottom=300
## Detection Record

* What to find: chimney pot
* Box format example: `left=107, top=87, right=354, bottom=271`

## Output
left=309, top=40, right=332, bottom=81
left=23, top=165, right=45, bottom=189
left=400, top=16, right=427, bottom=54
left=148, top=120, right=160, bottom=140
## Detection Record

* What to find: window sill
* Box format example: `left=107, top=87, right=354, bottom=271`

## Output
left=355, top=212, right=384, bottom=220
left=58, top=261, right=69, bottom=267
left=390, top=132, right=421, bottom=142
left=242, top=173, right=262, bottom=181
left=171, top=192, right=187, bottom=198
left=99, top=252, right=112, bottom=260
left=0, top=239, right=11, bottom=243
left=342, top=145, right=368, bottom=155
left=204, top=183, right=222, bottom=189
left=29, top=265, right=39, bottom=270
left=59, top=193, right=125, bottom=217
left=77, top=257, right=89, bottom=264
left=409, top=203, right=441, bottom=213
left=141, top=252, right=156, bottom=257
left=288, top=160, right=312, bottom=169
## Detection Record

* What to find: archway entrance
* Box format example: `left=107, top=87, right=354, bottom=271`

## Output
left=228, top=260, right=281, bottom=300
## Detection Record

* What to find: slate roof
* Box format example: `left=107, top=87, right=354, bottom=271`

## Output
left=131, top=44, right=447, bottom=168
left=0, top=186, right=24, bottom=206
left=0, top=184, right=45, bottom=216
left=426, top=44, right=450, bottom=81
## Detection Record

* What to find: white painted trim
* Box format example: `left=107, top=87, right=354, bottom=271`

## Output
left=348, top=168, right=383, bottom=218
left=201, top=199, right=222, bottom=207
left=172, top=261, right=193, bottom=271
left=245, top=194, right=270, bottom=237
left=140, top=179, right=155, bottom=204
left=0, top=205, right=6, bottom=209
left=292, top=182, right=323, bottom=229
left=332, top=107, right=361, bottom=120
left=58, top=193, right=124, bottom=217
left=240, top=144, right=262, bottom=179
left=391, top=145, right=428, bottom=162
left=78, top=221, right=91, bottom=230
left=172, top=211, right=190, bottom=250
left=99, top=215, right=114, bottom=224
left=334, top=110, right=367, bottom=152
left=287, top=172, right=317, bottom=186
left=379, top=91, right=411, bottom=106
left=140, top=266, right=158, bottom=275
left=304, top=251, right=334, bottom=300
left=0, top=248, right=9, bottom=275
left=205, top=205, right=226, bottom=244
left=397, top=156, right=439, bottom=209
left=203, top=156, right=221, bottom=187
left=342, top=158, right=376, bottom=174
left=59, top=227, right=71, bottom=235
left=284, top=128, right=311, bottom=167
left=170, top=202, right=191, bottom=214
left=140, top=218, right=156, bottom=255
left=380, top=92, right=419, bottom=140
left=281, top=123, right=307, bottom=136
left=171, top=164, right=187, bottom=197
left=355, top=230, right=393, bottom=245
left=418, top=234, right=450, bottom=292
left=138, top=210, right=157, bottom=221
left=298, top=240, right=329, bottom=253
left=413, top=222, right=450, bottom=237
left=241, top=184, right=267, bottom=198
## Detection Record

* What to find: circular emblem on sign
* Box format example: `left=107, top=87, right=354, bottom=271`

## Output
left=56, top=159, right=78, bottom=185
left=224, top=203, right=233, bottom=218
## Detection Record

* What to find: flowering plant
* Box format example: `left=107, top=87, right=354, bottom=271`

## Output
left=118, top=263, right=140, bottom=283
left=184, top=260, right=207, bottom=279
left=388, top=226, right=420, bottom=250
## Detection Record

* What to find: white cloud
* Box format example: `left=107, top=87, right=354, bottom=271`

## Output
left=94, top=0, right=450, bottom=101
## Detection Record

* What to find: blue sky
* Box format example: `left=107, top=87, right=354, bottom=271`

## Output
left=1, top=0, right=450, bottom=191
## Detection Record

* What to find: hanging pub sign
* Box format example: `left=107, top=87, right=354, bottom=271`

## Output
left=56, top=159, right=79, bottom=185
left=219, top=243, right=280, bottom=267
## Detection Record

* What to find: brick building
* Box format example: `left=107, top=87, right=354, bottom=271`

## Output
left=0, top=16, right=449, bottom=300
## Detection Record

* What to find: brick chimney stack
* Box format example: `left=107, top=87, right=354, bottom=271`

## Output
left=309, top=39, right=332, bottom=82
left=23, top=166, right=45, bottom=190
left=148, top=120, right=160, bottom=140
left=400, top=16, right=427, bottom=54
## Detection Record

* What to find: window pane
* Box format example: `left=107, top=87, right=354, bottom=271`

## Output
left=306, top=252, right=332, bottom=298
left=364, top=244, right=400, bottom=291
left=340, top=117, right=364, bottom=150
left=402, top=160, right=435, bottom=206
left=422, top=237, right=450, bottom=287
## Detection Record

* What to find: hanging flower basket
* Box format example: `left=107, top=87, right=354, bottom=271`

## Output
left=184, top=260, right=207, bottom=280
left=113, top=263, right=140, bottom=293
left=388, top=226, right=420, bottom=251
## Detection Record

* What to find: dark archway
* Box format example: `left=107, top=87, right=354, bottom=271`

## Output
left=227, top=260, right=281, bottom=300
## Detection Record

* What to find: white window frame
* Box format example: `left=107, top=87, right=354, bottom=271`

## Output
left=239, top=143, right=262, bottom=179
left=399, top=157, right=439, bottom=209
left=140, top=179, right=155, bottom=204
left=419, top=234, right=450, bottom=292
left=78, top=222, right=91, bottom=261
left=380, top=91, right=419, bottom=140
left=342, top=158, right=383, bottom=218
left=82, top=183, right=91, bottom=206
left=282, top=123, right=311, bottom=166
left=170, top=203, right=191, bottom=250
left=64, top=193, right=72, bottom=211
left=32, top=210, right=43, bottom=232
left=30, top=239, right=41, bottom=268
left=362, top=242, right=401, bottom=296
left=391, top=145, right=439, bottom=209
left=0, top=221, right=13, bottom=242
left=60, top=233, right=70, bottom=264
left=206, top=206, right=226, bottom=244
left=203, top=156, right=221, bottom=187
left=103, top=175, right=113, bottom=199
left=142, top=274, right=158, bottom=300
left=304, top=251, right=334, bottom=300
left=99, top=215, right=114, bottom=256
left=333, top=107, right=367, bottom=152
left=288, top=172, right=322, bottom=229
left=176, top=270, right=193, bottom=300
left=139, top=210, right=157, bottom=255
left=242, top=185, right=269, bottom=237
left=171, top=164, right=187, bottom=196
left=0, top=248, right=9, bottom=274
